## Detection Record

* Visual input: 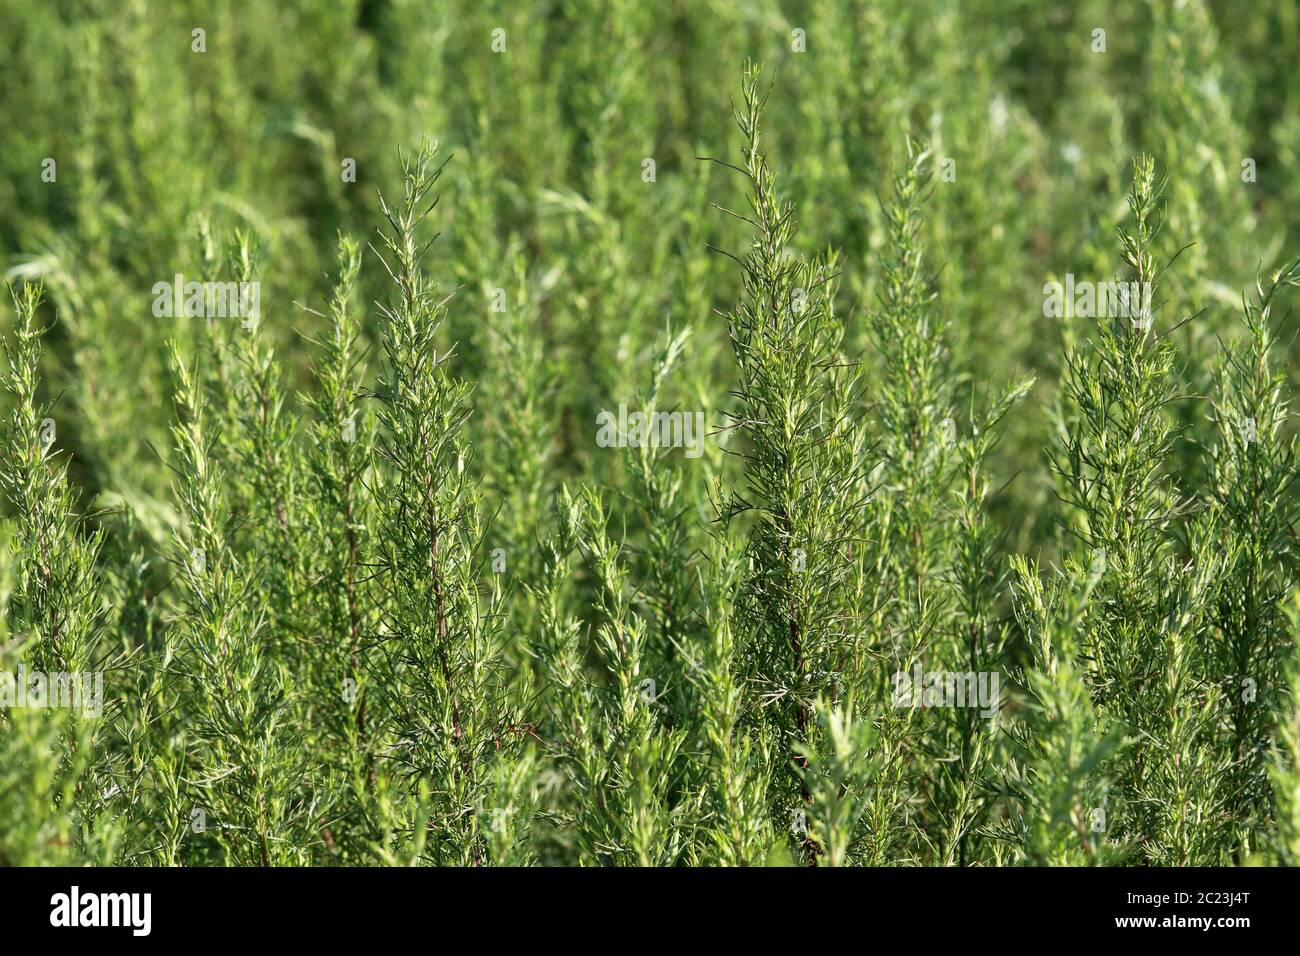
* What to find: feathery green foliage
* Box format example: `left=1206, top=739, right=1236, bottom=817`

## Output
left=3, top=2, right=1300, bottom=868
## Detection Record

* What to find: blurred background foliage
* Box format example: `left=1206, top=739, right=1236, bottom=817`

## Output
left=1, top=0, right=1294, bottom=540
left=2, top=0, right=1300, bottom=865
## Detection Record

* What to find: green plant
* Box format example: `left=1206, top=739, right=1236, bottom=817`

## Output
left=3, top=2, right=1300, bottom=870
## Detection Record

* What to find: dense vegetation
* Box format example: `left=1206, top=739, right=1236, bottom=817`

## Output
left=3, top=0, right=1300, bottom=866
